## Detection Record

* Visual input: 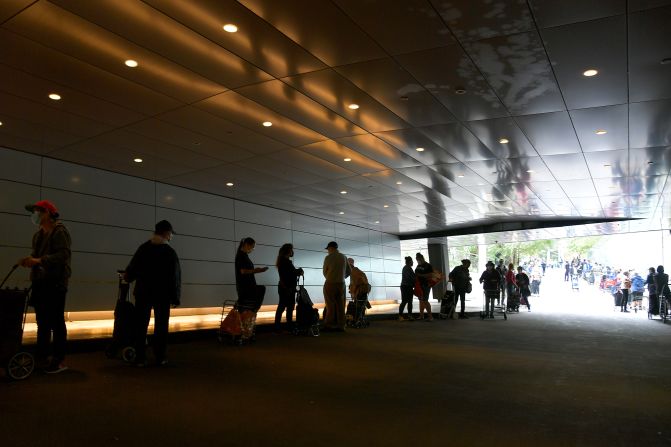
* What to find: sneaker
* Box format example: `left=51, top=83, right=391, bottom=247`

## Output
left=398, top=316, right=405, bottom=321
left=45, top=362, right=68, bottom=374
left=156, top=359, right=169, bottom=367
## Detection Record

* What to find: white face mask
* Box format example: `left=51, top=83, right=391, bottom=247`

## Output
left=30, top=211, right=41, bottom=226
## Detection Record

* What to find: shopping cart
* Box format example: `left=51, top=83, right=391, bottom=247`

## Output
left=0, top=265, right=34, bottom=380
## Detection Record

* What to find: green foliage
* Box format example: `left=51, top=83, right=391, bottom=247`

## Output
left=487, top=239, right=556, bottom=266
left=564, top=236, right=601, bottom=259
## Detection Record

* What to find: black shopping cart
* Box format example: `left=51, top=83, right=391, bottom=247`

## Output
left=0, top=265, right=34, bottom=380
left=105, top=270, right=136, bottom=363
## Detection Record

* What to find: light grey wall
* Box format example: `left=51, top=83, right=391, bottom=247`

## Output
left=0, top=147, right=402, bottom=311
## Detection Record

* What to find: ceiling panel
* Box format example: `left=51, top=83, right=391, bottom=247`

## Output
left=541, top=15, right=627, bottom=109
left=629, top=146, right=671, bottom=176
left=569, top=105, right=628, bottom=152
left=333, top=0, right=455, bottom=55
left=4, top=1, right=227, bottom=103
left=515, top=111, right=581, bottom=155
left=466, top=31, right=565, bottom=115
left=195, top=90, right=327, bottom=147
left=297, top=140, right=388, bottom=175
left=336, top=134, right=423, bottom=169
left=236, top=80, right=366, bottom=139
left=418, top=123, right=497, bottom=162
left=373, top=128, right=459, bottom=165
left=50, top=0, right=272, bottom=88
left=530, top=0, right=625, bottom=28
left=143, top=0, right=326, bottom=77
left=238, top=0, right=386, bottom=66
left=430, top=163, right=487, bottom=186
left=335, top=58, right=456, bottom=127
left=629, top=99, right=671, bottom=149
left=395, top=45, right=508, bottom=121
left=465, top=117, right=538, bottom=159
left=282, top=68, right=409, bottom=133
left=542, top=153, right=591, bottom=180
left=157, top=106, right=288, bottom=155
left=265, top=149, right=357, bottom=180
left=584, top=149, right=629, bottom=177
left=628, top=6, right=671, bottom=102
left=430, top=0, right=534, bottom=41
left=0, top=0, right=33, bottom=23
left=0, top=29, right=182, bottom=116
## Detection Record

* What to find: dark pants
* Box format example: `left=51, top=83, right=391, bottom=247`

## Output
left=455, top=288, right=467, bottom=314
left=620, top=289, right=629, bottom=311
left=399, top=285, right=413, bottom=316
left=32, top=284, right=68, bottom=363
left=275, top=285, right=296, bottom=328
left=323, top=282, right=346, bottom=329
left=564, top=271, right=569, bottom=281
left=135, top=296, right=171, bottom=363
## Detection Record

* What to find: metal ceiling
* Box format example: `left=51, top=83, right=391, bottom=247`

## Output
left=1, top=0, right=671, bottom=237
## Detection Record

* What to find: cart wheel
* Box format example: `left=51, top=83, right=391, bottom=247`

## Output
left=121, top=347, right=136, bottom=363
left=104, top=344, right=117, bottom=359
left=7, top=351, right=34, bottom=380
left=310, top=326, right=320, bottom=337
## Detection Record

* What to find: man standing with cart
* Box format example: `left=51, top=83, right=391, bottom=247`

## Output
left=20, top=200, right=72, bottom=374
left=125, top=220, right=181, bottom=367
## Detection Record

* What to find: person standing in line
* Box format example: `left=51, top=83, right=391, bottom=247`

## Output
left=399, top=256, right=415, bottom=321
left=19, top=200, right=71, bottom=374
left=564, top=262, right=570, bottom=282
left=646, top=267, right=658, bottom=315
left=348, top=258, right=369, bottom=302
left=630, top=271, right=645, bottom=312
left=515, top=266, right=531, bottom=312
left=322, top=241, right=351, bottom=332
left=654, top=265, right=669, bottom=316
left=414, top=253, right=434, bottom=321
left=495, top=259, right=507, bottom=307
left=505, top=263, right=517, bottom=310
left=619, top=270, right=631, bottom=312
left=275, top=243, right=303, bottom=332
left=479, top=261, right=501, bottom=319
left=125, top=220, right=181, bottom=367
left=449, top=259, right=472, bottom=319
left=541, top=261, right=547, bottom=276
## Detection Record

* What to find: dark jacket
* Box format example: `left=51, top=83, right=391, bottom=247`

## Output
left=646, top=272, right=657, bottom=295
left=30, top=222, right=72, bottom=289
left=277, top=257, right=301, bottom=290
left=480, top=269, right=501, bottom=291
left=449, top=265, right=471, bottom=291
left=655, top=273, right=669, bottom=298
left=126, top=237, right=181, bottom=305
left=401, top=265, right=416, bottom=287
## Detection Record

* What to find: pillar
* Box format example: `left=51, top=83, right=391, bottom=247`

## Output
left=428, top=239, right=450, bottom=300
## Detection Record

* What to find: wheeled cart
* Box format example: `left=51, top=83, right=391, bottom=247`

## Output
left=105, top=270, right=136, bottom=363
left=0, top=265, right=34, bottom=380
left=439, top=289, right=457, bottom=319
left=479, top=290, right=507, bottom=320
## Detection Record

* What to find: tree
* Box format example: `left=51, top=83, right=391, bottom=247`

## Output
left=564, top=236, right=600, bottom=260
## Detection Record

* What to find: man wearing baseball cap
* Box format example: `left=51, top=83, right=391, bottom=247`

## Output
left=322, top=241, right=351, bottom=331
left=19, top=200, right=72, bottom=374
left=124, top=220, right=181, bottom=367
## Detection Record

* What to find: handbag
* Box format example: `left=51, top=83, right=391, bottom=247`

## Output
left=413, top=278, right=423, bottom=298
left=220, top=308, right=242, bottom=336
left=465, top=282, right=472, bottom=294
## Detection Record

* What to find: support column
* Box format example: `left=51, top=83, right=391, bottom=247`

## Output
left=428, top=239, right=450, bottom=300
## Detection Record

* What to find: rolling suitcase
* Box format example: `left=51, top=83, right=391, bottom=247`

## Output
left=105, top=270, right=136, bottom=362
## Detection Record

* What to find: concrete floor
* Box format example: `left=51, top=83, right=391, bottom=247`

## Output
left=3, top=272, right=671, bottom=446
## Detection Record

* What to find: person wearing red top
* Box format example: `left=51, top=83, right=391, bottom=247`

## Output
left=504, top=263, right=516, bottom=304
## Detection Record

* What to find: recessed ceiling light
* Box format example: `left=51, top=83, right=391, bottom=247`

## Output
left=499, top=138, right=509, bottom=144
left=416, top=147, right=425, bottom=152
left=262, top=121, right=272, bottom=127
left=661, top=58, right=671, bottom=65
left=603, top=163, right=611, bottom=167
left=648, top=161, right=654, bottom=165
left=383, top=204, right=389, bottom=208
left=526, top=170, right=534, bottom=173
left=457, top=174, right=464, bottom=178
left=595, top=129, right=607, bottom=135
left=400, top=96, right=409, bottom=101
left=133, top=158, right=143, bottom=163
left=0, top=121, right=3, bottom=126
left=396, top=181, right=403, bottom=185
left=374, top=220, right=380, bottom=224
left=583, top=69, right=598, bottom=77
left=343, top=158, right=352, bottom=162
left=223, top=24, right=238, bottom=33
left=338, top=211, right=345, bottom=215
left=455, top=87, right=467, bottom=95
left=226, top=182, right=234, bottom=186
left=125, top=59, right=138, bottom=68
left=340, top=190, right=347, bottom=194
left=348, top=103, right=360, bottom=110
left=48, top=93, right=61, bottom=100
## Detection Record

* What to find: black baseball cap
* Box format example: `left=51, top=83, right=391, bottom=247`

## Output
left=155, top=220, right=176, bottom=234
left=325, top=241, right=338, bottom=249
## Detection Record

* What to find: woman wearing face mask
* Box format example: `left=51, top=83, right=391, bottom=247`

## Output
left=275, top=243, right=303, bottom=332
left=19, top=200, right=72, bottom=374
left=124, top=220, right=181, bottom=367
left=235, top=238, right=268, bottom=341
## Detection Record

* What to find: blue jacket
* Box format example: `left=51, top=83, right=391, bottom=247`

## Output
left=631, top=274, right=645, bottom=293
